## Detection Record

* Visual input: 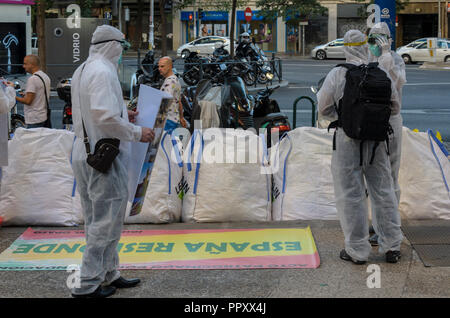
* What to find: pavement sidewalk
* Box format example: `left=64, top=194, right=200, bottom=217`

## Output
left=0, top=220, right=448, bottom=298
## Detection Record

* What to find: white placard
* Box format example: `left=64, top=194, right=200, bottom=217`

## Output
left=127, top=84, right=172, bottom=203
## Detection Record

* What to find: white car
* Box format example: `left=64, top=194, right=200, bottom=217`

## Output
left=310, top=39, right=345, bottom=60
left=177, top=36, right=231, bottom=58
left=396, top=38, right=450, bottom=64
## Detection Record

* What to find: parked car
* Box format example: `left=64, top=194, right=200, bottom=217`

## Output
left=177, top=36, right=231, bottom=58
left=396, top=38, right=450, bottom=64
left=311, top=39, right=345, bottom=60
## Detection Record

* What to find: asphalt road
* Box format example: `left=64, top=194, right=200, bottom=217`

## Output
left=12, top=57, right=450, bottom=142
left=273, top=59, right=450, bottom=141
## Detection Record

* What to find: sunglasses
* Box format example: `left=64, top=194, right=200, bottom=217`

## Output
left=91, top=39, right=131, bottom=51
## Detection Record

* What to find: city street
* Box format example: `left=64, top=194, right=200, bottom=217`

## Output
left=11, top=56, right=450, bottom=143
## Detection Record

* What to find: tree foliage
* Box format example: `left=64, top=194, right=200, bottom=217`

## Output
left=256, top=0, right=327, bottom=22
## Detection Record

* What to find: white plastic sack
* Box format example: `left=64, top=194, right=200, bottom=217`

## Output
left=398, top=128, right=450, bottom=219
left=272, top=127, right=338, bottom=221
left=182, top=128, right=272, bottom=223
left=125, top=131, right=184, bottom=223
left=0, top=128, right=83, bottom=226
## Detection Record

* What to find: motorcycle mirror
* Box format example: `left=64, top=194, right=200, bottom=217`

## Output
left=311, top=86, right=318, bottom=94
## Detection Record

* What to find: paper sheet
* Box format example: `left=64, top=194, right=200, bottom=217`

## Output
left=127, top=84, right=173, bottom=204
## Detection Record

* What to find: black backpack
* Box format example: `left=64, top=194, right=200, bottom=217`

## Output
left=329, top=62, right=393, bottom=165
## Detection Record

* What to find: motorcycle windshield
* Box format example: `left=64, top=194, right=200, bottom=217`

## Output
left=223, top=76, right=252, bottom=111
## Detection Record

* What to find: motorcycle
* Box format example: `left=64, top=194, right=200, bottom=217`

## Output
left=56, top=78, right=73, bottom=130
left=182, top=51, right=210, bottom=86
left=189, top=62, right=290, bottom=146
left=131, top=50, right=166, bottom=98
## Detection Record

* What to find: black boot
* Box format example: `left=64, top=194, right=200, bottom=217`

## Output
left=110, top=277, right=141, bottom=288
left=72, top=285, right=116, bottom=298
left=386, top=250, right=401, bottom=263
left=339, top=249, right=367, bottom=265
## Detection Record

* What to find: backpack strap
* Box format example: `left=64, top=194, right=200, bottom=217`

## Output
left=369, top=142, right=380, bottom=165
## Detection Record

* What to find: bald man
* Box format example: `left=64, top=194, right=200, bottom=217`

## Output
left=158, top=56, right=186, bottom=131
left=16, top=55, right=51, bottom=128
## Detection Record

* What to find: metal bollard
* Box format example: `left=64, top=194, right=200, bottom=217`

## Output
left=292, top=96, right=316, bottom=129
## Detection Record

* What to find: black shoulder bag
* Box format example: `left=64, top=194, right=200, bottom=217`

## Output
left=34, top=73, right=52, bottom=128
left=78, top=64, right=120, bottom=173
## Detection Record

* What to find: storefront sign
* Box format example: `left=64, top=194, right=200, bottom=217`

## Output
left=237, top=10, right=267, bottom=21
left=375, top=0, right=396, bottom=50
left=181, top=11, right=228, bottom=21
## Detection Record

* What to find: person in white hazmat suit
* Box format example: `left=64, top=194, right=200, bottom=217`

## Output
left=317, top=30, right=403, bottom=264
left=367, top=22, right=406, bottom=246
left=0, top=80, right=16, bottom=188
left=70, top=25, right=155, bottom=298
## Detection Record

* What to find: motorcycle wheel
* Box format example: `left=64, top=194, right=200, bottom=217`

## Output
left=257, top=72, right=268, bottom=84
left=243, top=71, right=256, bottom=86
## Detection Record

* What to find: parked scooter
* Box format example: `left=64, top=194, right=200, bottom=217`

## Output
left=56, top=78, right=72, bottom=130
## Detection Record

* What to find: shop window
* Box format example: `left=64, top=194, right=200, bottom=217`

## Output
left=239, top=21, right=275, bottom=52
left=286, top=24, right=299, bottom=53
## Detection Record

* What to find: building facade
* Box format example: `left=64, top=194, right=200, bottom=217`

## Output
left=45, top=1, right=450, bottom=54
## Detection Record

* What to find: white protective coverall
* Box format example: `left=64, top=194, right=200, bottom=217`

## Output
left=70, top=25, right=142, bottom=295
left=369, top=22, right=407, bottom=203
left=317, top=30, right=403, bottom=262
left=0, top=84, right=16, bottom=167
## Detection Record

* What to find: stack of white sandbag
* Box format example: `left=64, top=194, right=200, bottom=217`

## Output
left=398, top=128, right=450, bottom=219
left=182, top=128, right=272, bottom=222
left=125, top=131, right=184, bottom=223
left=271, top=127, right=338, bottom=221
left=0, top=128, right=83, bottom=226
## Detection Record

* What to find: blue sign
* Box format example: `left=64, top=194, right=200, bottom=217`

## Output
left=181, top=11, right=228, bottom=21
left=237, top=10, right=267, bottom=21
left=375, top=0, right=396, bottom=49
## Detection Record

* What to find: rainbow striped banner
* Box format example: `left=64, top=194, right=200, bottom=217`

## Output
left=0, top=227, right=320, bottom=270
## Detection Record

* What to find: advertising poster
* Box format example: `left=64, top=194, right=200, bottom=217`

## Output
left=0, top=23, right=26, bottom=76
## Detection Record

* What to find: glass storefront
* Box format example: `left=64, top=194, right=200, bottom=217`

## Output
left=237, top=11, right=276, bottom=52
left=181, top=11, right=228, bottom=43
left=286, top=24, right=299, bottom=53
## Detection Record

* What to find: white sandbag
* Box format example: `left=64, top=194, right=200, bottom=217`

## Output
left=182, top=128, right=272, bottom=223
left=125, top=131, right=184, bottom=223
left=0, top=128, right=83, bottom=226
left=272, top=127, right=338, bottom=221
left=398, top=128, right=450, bottom=219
